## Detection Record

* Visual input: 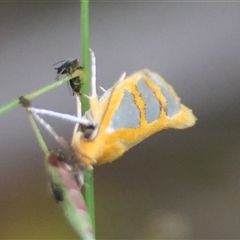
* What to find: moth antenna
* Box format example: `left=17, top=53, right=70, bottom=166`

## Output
left=89, top=48, right=97, bottom=97
left=99, top=86, right=106, bottom=93
left=28, top=107, right=92, bottom=125
left=73, top=95, right=82, bottom=136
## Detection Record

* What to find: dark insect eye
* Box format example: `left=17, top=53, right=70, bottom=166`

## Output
left=79, top=124, right=96, bottom=139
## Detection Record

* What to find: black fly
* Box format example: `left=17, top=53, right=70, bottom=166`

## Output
left=54, top=59, right=83, bottom=95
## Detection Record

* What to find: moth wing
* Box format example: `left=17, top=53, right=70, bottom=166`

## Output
left=143, top=69, right=197, bottom=130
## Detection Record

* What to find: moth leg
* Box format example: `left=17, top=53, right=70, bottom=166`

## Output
left=99, top=86, right=106, bottom=93
left=19, top=96, right=68, bottom=148
left=28, top=107, right=92, bottom=126
left=118, top=72, right=126, bottom=82
left=28, top=108, right=69, bottom=149
left=73, top=94, right=82, bottom=136
left=75, top=94, right=82, bottom=118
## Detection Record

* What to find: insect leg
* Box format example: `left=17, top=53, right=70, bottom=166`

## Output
left=19, top=97, right=69, bottom=147
left=118, top=72, right=127, bottom=82
left=75, top=95, right=82, bottom=118
left=99, top=86, right=106, bottom=93
left=28, top=109, right=69, bottom=149
left=28, top=107, right=92, bottom=126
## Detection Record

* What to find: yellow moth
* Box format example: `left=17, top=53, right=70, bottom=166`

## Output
left=28, top=50, right=197, bottom=166
left=72, top=68, right=196, bottom=165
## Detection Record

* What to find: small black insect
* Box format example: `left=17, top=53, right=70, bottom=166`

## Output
left=54, top=59, right=83, bottom=95
left=54, top=59, right=80, bottom=76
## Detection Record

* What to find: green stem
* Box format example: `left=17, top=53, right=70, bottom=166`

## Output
left=0, top=75, right=72, bottom=115
left=81, top=0, right=95, bottom=232
left=0, top=100, right=19, bottom=115
left=25, top=76, right=71, bottom=100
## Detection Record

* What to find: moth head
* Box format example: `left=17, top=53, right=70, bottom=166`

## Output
left=79, top=123, right=96, bottom=139
left=71, top=128, right=98, bottom=166
left=78, top=110, right=99, bottom=141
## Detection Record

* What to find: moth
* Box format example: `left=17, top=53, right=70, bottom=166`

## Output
left=28, top=50, right=197, bottom=166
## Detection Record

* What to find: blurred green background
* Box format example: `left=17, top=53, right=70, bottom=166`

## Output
left=1, top=1, right=240, bottom=239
